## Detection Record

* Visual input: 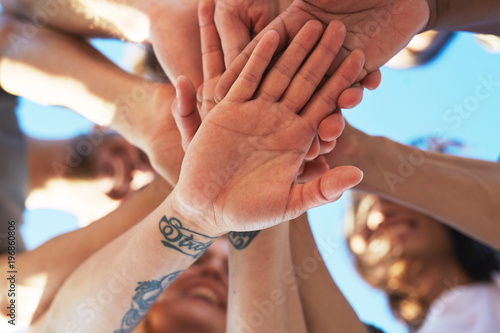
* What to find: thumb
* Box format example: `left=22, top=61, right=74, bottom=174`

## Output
left=172, top=76, right=200, bottom=152
left=286, top=166, right=363, bottom=219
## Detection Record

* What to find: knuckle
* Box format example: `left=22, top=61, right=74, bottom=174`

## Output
left=240, top=71, right=260, bottom=84
left=300, top=67, right=321, bottom=86
left=273, top=62, right=294, bottom=79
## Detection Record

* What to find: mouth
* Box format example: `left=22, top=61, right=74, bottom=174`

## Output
left=183, top=285, right=225, bottom=310
left=373, top=217, right=418, bottom=240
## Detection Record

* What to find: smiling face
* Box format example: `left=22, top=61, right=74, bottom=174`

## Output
left=348, top=194, right=455, bottom=266
left=139, top=238, right=229, bottom=333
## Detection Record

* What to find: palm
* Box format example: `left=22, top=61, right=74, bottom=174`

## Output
left=177, top=100, right=315, bottom=231
left=173, top=10, right=367, bottom=235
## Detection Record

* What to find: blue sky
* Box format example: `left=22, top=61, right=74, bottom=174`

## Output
left=17, top=33, right=500, bottom=333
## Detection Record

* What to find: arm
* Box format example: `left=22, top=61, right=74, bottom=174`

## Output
left=325, top=123, right=500, bottom=249
left=30, top=2, right=367, bottom=329
left=0, top=0, right=203, bottom=86
left=289, top=213, right=368, bottom=333
left=28, top=192, right=219, bottom=332
left=427, top=0, right=500, bottom=35
left=0, top=15, right=183, bottom=184
left=227, top=224, right=307, bottom=333
left=0, top=176, right=172, bottom=329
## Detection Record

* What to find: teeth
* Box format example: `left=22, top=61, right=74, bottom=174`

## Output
left=187, top=287, right=219, bottom=305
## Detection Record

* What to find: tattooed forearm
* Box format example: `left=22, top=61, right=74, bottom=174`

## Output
left=115, top=271, right=183, bottom=333
left=228, top=231, right=260, bottom=250
left=159, top=216, right=217, bottom=259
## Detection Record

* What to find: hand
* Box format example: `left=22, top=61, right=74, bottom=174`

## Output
left=122, top=84, right=185, bottom=186
left=299, top=120, right=373, bottom=184
left=297, top=108, right=346, bottom=183
left=176, top=0, right=347, bottom=173
left=171, top=0, right=364, bottom=235
left=174, top=0, right=341, bottom=182
left=215, top=0, right=428, bottom=100
left=214, top=0, right=280, bottom=66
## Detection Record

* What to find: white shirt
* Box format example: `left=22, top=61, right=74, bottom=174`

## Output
left=418, top=274, right=500, bottom=333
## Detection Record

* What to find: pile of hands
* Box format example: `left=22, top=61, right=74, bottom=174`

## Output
left=149, top=0, right=433, bottom=236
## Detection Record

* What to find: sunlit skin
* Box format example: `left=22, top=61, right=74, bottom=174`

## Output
left=348, top=194, right=473, bottom=326
left=134, top=238, right=229, bottom=333
left=349, top=195, right=455, bottom=262
left=26, top=131, right=154, bottom=223
left=73, top=132, right=152, bottom=199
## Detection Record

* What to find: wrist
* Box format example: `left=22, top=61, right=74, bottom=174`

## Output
left=351, top=134, right=389, bottom=192
left=164, top=189, right=222, bottom=238
left=356, top=135, right=412, bottom=194
left=109, top=81, right=170, bottom=150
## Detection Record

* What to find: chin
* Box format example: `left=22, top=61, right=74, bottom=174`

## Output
left=147, top=299, right=226, bottom=333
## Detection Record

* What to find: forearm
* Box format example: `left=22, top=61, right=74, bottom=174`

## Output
left=0, top=177, right=171, bottom=326
left=227, top=224, right=306, bottom=333
left=0, top=18, right=169, bottom=149
left=427, top=0, right=500, bottom=35
left=289, top=214, right=367, bottom=333
left=148, top=0, right=203, bottom=87
left=30, top=192, right=218, bottom=332
left=347, top=135, right=500, bottom=249
left=29, top=177, right=172, bottom=322
left=0, top=0, right=154, bottom=41
left=0, top=0, right=204, bottom=86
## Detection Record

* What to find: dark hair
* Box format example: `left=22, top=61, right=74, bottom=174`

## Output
left=345, top=137, right=500, bottom=329
left=448, top=228, right=500, bottom=281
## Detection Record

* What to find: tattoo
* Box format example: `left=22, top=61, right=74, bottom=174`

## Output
left=159, top=216, right=217, bottom=259
left=115, top=271, right=183, bottom=333
left=228, top=231, right=260, bottom=250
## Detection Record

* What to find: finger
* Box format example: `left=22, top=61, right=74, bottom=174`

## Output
left=225, top=30, right=280, bottom=102
left=298, top=161, right=306, bottom=176
left=360, top=69, right=382, bottom=90
left=214, top=14, right=303, bottom=103
left=286, top=166, right=363, bottom=218
left=318, top=138, right=337, bottom=155
left=281, top=21, right=346, bottom=113
left=172, top=76, right=200, bottom=152
left=199, top=0, right=225, bottom=82
left=318, top=110, right=345, bottom=142
left=196, top=84, right=203, bottom=116
left=296, top=156, right=330, bottom=183
left=301, top=49, right=365, bottom=127
left=256, top=20, right=323, bottom=102
left=304, top=134, right=320, bottom=161
left=214, top=2, right=252, bottom=67
left=338, top=86, right=363, bottom=109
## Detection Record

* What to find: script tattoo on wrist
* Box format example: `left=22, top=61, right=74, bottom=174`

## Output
left=115, top=270, right=183, bottom=333
left=228, top=231, right=260, bottom=250
left=159, top=216, right=217, bottom=259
